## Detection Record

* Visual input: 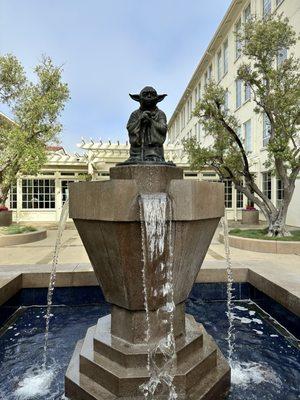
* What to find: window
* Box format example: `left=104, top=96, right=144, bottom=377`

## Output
left=236, top=79, right=242, bottom=108
left=244, top=82, right=251, bottom=101
left=235, top=18, right=242, bottom=59
left=10, top=185, right=17, bottom=209
left=217, top=51, right=222, bottom=81
left=197, top=83, right=201, bottom=101
left=61, top=180, right=74, bottom=205
left=277, top=48, right=287, bottom=67
left=224, top=180, right=233, bottom=208
left=175, top=119, right=179, bottom=136
left=208, top=64, right=213, bottom=81
left=180, top=109, right=185, bottom=130
left=204, top=72, right=208, bottom=87
left=244, top=119, right=252, bottom=152
left=194, top=86, right=198, bottom=105
left=263, top=113, right=271, bottom=146
left=262, top=172, right=272, bottom=200
left=244, top=4, right=251, bottom=22
left=236, top=189, right=244, bottom=208
left=263, top=0, right=271, bottom=17
left=187, top=97, right=192, bottom=120
left=276, top=0, right=284, bottom=6
left=22, top=179, right=55, bottom=209
left=224, top=90, right=229, bottom=112
left=223, top=40, right=228, bottom=74
left=277, top=178, right=284, bottom=206
left=237, top=125, right=242, bottom=139
left=195, top=122, right=201, bottom=142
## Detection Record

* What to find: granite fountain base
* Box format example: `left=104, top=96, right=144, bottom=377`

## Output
left=65, top=165, right=231, bottom=399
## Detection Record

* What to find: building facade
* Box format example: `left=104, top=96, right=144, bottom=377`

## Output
left=168, top=0, right=300, bottom=226
left=5, top=140, right=193, bottom=223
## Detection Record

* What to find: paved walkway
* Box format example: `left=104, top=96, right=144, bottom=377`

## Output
left=0, top=226, right=299, bottom=266
left=0, top=226, right=299, bottom=316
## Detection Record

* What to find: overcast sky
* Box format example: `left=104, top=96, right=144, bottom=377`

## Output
left=0, top=0, right=231, bottom=153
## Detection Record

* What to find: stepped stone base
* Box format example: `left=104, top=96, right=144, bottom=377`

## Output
left=65, top=314, right=230, bottom=400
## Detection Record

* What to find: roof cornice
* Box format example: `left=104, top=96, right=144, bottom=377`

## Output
left=168, top=0, right=244, bottom=127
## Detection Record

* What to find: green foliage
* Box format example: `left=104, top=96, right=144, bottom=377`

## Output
left=229, top=228, right=300, bottom=241
left=184, top=14, right=300, bottom=235
left=237, top=15, right=300, bottom=172
left=77, top=173, right=93, bottom=181
left=0, top=55, right=70, bottom=204
left=183, top=82, right=244, bottom=180
left=0, top=224, right=37, bottom=235
left=0, top=54, right=26, bottom=103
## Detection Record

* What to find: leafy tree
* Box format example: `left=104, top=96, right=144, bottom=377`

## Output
left=0, top=55, right=69, bottom=207
left=184, top=15, right=300, bottom=237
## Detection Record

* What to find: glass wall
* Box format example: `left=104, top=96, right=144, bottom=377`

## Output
left=22, top=179, right=55, bottom=209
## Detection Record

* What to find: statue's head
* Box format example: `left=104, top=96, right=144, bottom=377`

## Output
left=129, top=86, right=167, bottom=109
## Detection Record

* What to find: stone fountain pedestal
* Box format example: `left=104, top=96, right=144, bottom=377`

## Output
left=65, top=165, right=230, bottom=399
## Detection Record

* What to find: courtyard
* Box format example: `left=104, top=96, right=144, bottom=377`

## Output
left=0, top=0, right=299, bottom=399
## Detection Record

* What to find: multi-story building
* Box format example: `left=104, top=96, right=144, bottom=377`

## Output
left=168, top=0, right=300, bottom=225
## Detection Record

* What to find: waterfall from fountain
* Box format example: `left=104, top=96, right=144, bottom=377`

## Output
left=221, top=213, right=236, bottom=365
left=221, top=213, right=279, bottom=388
left=14, top=200, right=70, bottom=398
left=43, top=199, right=70, bottom=368
left=139, top=193, right=177, bottom=399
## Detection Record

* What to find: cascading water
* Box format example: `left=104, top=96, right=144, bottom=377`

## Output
left=221, top=212, right=281, bottom=388
left=221, top=213, right=235, bottom=365
left=14, top=200, right=70, bottom=398
left=139, top=193, right=177, bottom=399
left=43, top=199, right=70, bottom=367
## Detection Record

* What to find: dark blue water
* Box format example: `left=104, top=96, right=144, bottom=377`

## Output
left=0, top=299, right=299, bottom=400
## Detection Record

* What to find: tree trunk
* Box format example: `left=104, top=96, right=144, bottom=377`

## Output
left=267, top=183, right=295, bottom=237
left=0, top=182, right=10, bottom=207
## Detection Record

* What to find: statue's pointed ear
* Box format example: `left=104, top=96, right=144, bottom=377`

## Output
left=129, top=94, right=140, bottom=102
left=156, top=94, right=167, bottom=103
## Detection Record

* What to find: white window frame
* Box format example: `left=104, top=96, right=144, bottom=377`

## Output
left=276, top=178, right=284, bottom=206
left=217, top=50, right=222, bottom=81
left=263, top=0, right=271, bottom=17
left=262, top=172, right=272, bottom=200
left=224, top=179, right=233, bottom=209
left=263, top=113, right=271, bottom=147
left=236, top=188, right=244, bottom=209
left=22, top=178, right=56, bottom=210
left=10, top=184, right=17, bottom=209
left=244, top=3, right=251, bottom=22
left=244, top=119, right=252, bottom=152
left=244, top=82, right=251, bottom=102
left=235, top=18, right=242, bottom=59
left=236, top=79, right=242, bottom=108
left=223, top=39, right=228, bottom=74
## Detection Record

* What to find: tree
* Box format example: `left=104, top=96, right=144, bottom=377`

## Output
left=0, top=54, right=69, bottom=207
left=184, top=15, right=300, bottom=237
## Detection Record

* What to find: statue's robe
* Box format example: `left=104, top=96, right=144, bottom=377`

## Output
left=126, top=107, right=167, bottom=162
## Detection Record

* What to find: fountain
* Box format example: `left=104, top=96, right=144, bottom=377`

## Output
left=65, top=87, right=231, bottom=399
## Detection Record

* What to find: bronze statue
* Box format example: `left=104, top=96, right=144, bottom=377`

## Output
left=120, top=86, right=173, bottom=165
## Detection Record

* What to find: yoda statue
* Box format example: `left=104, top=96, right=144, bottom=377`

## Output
left=121, top=86, right=172, bottom=165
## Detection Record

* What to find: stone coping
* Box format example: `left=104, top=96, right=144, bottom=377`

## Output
left=219, top=232, right=300, bottom=254
left=0, top=229, right=47, bottom=247
left=0, top=260, right=299, bottom=317
left=69, top=180, right=224, bottom=221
